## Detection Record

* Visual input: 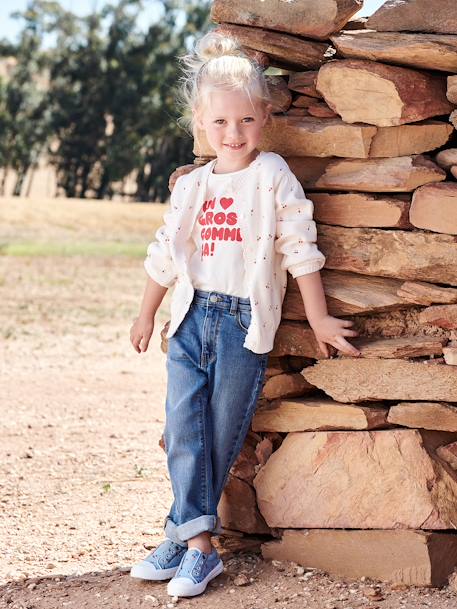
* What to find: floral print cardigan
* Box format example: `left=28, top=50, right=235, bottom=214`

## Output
left=144, top=151, right=325, bottom=354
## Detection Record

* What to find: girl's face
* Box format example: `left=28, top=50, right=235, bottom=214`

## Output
left=194, top=88, right=271, bottom=172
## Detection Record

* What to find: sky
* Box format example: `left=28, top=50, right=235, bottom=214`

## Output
left=0, top=0, right=387, bottom=43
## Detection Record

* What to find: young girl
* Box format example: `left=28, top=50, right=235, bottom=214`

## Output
left=129, top=31, right=360, bottom=598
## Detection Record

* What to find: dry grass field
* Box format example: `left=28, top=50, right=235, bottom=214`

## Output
left=1, top=196, right=457, bottom=609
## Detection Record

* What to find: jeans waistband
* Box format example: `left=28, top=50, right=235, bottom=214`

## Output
left=193, top=289, right=251, bottom=314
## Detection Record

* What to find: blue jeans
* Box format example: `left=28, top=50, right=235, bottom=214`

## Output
left=163, top=289, right=269, bottom=545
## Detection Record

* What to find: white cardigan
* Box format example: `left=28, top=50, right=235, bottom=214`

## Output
left=144, top=151, right=325, bottom=354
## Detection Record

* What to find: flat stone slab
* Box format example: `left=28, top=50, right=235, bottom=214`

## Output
left=262, top=529, right=457, bottom=586
left=388, top=402, right=457, bottom=432
left=252, top=397, right=388, bottom=432
left=283, top=270, right=411, bottom=319
left=410, top=182, right=457, bottom=234
left=312, top=192, right=411, bottom=228
left=331, top=31, right=457, bottom=72
left=211, top=0, right=362, bottom=40
left=215, top=23, right=329, bottom=71
left=367, top=0, right=457, bottom=35
left=303, top=359, right=457, bottom=402
left=288, top=155, right=446, bottom=192
left=317, top=224, right=457, bottom=286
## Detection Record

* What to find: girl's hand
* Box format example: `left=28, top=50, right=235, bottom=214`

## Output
left=309, top=314, right=361, bottom=358
left=130, top=315, right=155, bottom=353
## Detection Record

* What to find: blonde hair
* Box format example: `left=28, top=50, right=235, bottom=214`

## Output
left=176, top=30, right=271, bottom=136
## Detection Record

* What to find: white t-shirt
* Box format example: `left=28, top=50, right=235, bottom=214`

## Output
left=188, top=165, right=251, bottom=298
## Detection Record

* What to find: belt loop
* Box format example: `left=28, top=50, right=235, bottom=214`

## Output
left=229, top=295, right=238, bottom=316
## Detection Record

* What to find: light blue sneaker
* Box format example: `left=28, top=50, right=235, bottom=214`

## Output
left=130, top=539, right=187, bottom=581
left=167, top=547, right=224, bottom=597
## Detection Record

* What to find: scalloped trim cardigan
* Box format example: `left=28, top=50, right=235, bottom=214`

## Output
left=144, top=151, right=325, bottom=354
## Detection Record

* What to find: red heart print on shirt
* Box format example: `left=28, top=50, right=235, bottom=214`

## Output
left=220, top=197, right=234, bottom=210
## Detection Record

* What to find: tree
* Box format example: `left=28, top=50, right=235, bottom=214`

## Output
left=0, top=0, right=211, bottom=201
left=0, top=1, right=54, bottom=196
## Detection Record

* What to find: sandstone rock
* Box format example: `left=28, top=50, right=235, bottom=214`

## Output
left=443, top=347, right=457, bottom=365
left=451, top=166, right=457, bottom=179
left=311, top=192, right=411, bottom=228
left=387, top=402, right=457, bottom=431
left=265, top=356, right=292, bottom=379
left=419, top=305, right=457, bottom=329
left=316, top=60, right=453, bottom=127
left=288, top=155, right=446, bottom=192
left=271, top=322, right=321, bottom=359
left=283, top=271, right=410, bottom=319
left=213, top=534, right=263, bottom=558
left=288, top=71, right=321, bottom=98
left=435, top=148, right=457, bottom=169
left=369, top=121, right=453, bottom=158
left=450, top=110, right=457, bottom=130
left=349, top=308, right=448, bottom=339
left=286, top=157, right=332, bottom=186
left=318, top=224, right=457, bottom=285
left=215, top=24, right=329, bottom=71
left=307, top=102, right=339, bottom=119
left=262, top=372, right=315, bottom=400
left=251, top=397, right=388, bottom=432
left=436, top=441, right=457, bottom=469
left=397, top=281, right=457, bottom=306
left=218, top=474, right=270, bottom=535
left=448, top=76, right=457, bottom=104
left=303, top=359, right=457, bottom=402
left=344, top=336, right=445, bottom=359
left=262, top=529, right=457, bottom=587
left=286, top=107, right=310, bottom=117
left=410, top=182, right=457, bottom=234
left=254, top=429, right=457, bottom=529
left=367, top=0, right=457, bottom=35
left=255, top=437, right=273, bottom=467
left=211, top=0, right=362, bottom=41
left=267, top=75, right=292, bottom=113
left=331, top=31, right=457, bottom=72
left=230, top=432, right=261, bottom=485
left=344, top=17, right=368, bottom=30
left=291, top=94, right=319, bottom=108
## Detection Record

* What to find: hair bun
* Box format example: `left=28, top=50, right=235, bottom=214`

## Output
left=195, top=31, right=242, bottom=62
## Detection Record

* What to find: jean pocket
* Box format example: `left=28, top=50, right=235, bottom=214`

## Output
left=236, top=309, right=251, bottom=334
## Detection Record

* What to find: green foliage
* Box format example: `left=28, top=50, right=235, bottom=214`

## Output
left=0, top=0, right=211, bottom=201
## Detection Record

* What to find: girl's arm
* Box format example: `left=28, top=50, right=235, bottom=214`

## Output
left=131, top=172, right=190, bottom=353
left=296, top=271, right=361, bottom=358
left=130, top=276, right=168, bottom=353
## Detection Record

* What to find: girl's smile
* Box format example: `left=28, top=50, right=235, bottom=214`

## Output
left=194, top=89, right=271, bottom=173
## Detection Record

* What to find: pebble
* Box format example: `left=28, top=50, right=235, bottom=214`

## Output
left=144, top=594, right=159, bottom=606
left=233, top=573, right=250, bottom=586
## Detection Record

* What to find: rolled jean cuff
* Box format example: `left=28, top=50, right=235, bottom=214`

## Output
left=164, top=515, right=223, bottom=543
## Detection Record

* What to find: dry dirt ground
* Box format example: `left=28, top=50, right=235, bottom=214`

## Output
left=1, top=197, right=457, bottom=609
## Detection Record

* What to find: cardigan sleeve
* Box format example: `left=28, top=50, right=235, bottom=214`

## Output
left=143, top=175, right=186, bottom=288
left=274, top=168, right=326, bottom=278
